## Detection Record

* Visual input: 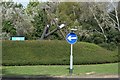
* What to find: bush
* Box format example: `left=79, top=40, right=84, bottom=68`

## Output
left=2, top=40, right=118, bottom=66
left=99, top=42, right=117, bottom=51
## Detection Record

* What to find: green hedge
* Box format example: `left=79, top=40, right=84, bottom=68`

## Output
left=2, top=40, right=118, bottom=66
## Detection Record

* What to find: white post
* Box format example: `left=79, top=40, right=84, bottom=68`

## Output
left=70, top=44, right=73, bottom=74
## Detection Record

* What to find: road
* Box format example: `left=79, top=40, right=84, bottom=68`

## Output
left=1, top=75, right=119, bottom=80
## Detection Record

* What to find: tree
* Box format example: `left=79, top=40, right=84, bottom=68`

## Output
left=2, top=1, right=34, bottom=39
left=89, top=1, right=120, bottom=43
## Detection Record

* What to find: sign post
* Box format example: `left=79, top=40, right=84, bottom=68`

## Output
left=66, top=32, right=77, bottom=75
left=70, top=44, right=73, bottom=74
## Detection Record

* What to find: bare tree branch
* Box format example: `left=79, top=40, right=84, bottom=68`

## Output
left=89, top=5, right=108, bottom=41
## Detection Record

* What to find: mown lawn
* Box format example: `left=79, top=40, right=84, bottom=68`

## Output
left=1, top=63, right=118, bottom=76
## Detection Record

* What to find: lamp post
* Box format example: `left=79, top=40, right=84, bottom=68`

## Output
left=40, top=24, right=65, bottom=40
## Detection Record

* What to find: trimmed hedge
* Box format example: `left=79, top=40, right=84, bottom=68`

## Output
left=2, top=40, right=118, bottom=66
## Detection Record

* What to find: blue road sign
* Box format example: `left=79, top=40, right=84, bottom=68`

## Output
left=11, top=37, right=25, bottom=41
left=66, top=32, right=77, bottom=44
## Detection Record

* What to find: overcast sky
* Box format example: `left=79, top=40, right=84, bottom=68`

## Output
left=11, top=0, right=119, bottom=7
left=13, top=0, right=48, bottom=7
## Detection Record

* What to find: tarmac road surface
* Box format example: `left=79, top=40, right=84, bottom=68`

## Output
left=1, top=75, right=119, bottom=80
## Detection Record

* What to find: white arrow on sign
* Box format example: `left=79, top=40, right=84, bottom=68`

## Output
left=68, top=36, right=77, bottom=41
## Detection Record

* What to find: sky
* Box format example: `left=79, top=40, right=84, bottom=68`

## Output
left=10, top=0, right=120, bottom=7
left=13, top=0, right=48, bottom=7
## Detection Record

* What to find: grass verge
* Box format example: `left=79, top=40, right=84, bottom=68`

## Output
left=2, top=63, right=118, bottom=76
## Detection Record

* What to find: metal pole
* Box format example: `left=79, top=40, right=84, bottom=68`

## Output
left=70, top=44, right=73, bottom=75
left=45, top=28, right=58, bottom=38
left=40, top=25, right=49, bottom=40
left=40, top=26, right=48, bottom=40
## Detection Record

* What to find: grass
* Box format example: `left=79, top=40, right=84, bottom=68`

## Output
left=2, top=63, right=118, bottom=76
